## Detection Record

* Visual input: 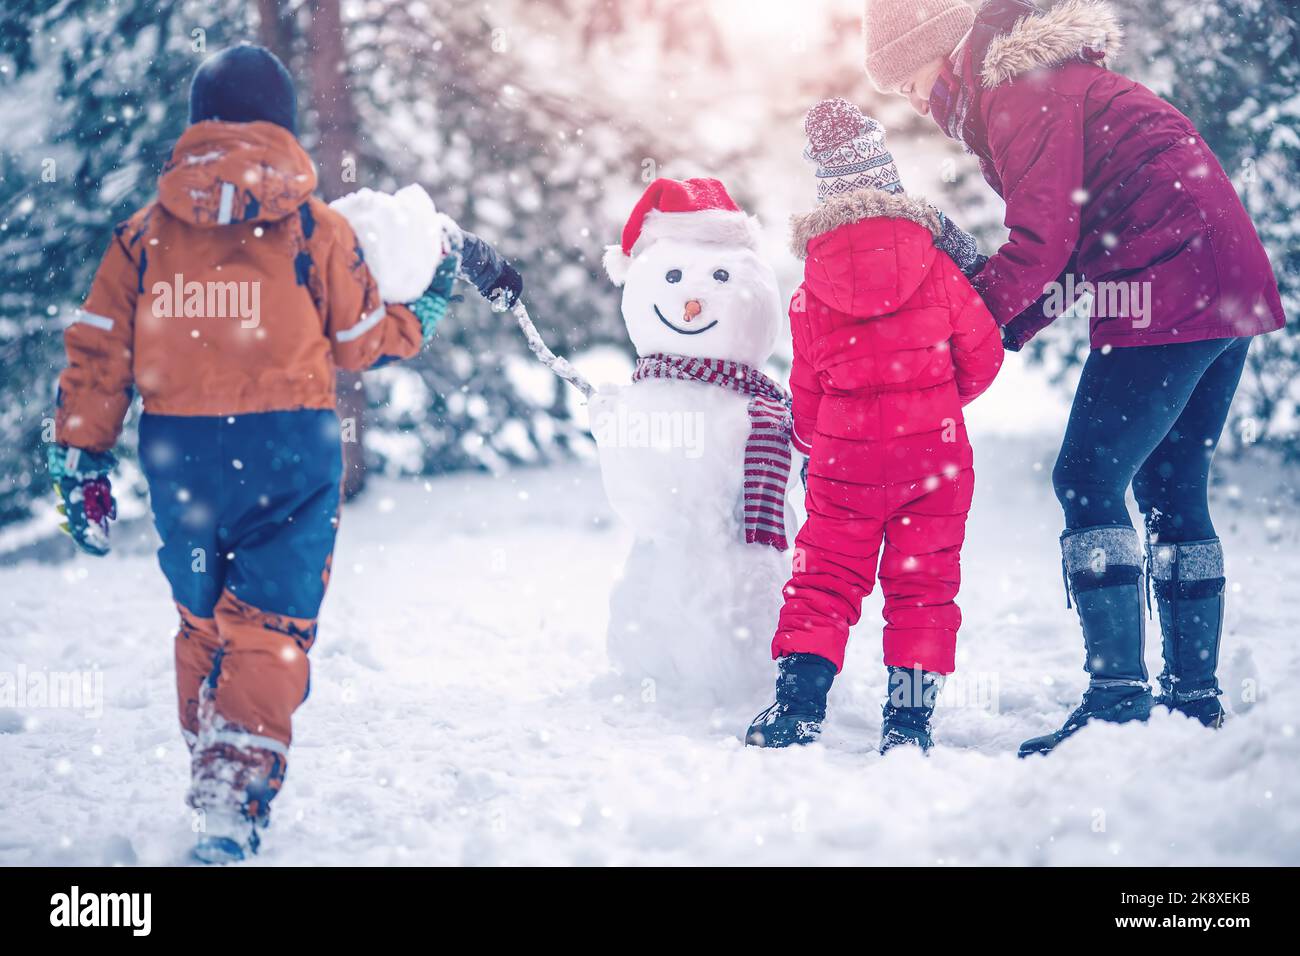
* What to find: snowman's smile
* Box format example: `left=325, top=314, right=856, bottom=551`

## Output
left=653, top=304, right=718, bottom=336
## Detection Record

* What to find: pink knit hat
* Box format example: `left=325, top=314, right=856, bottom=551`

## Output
left=863, top=0, right=974, bottom=93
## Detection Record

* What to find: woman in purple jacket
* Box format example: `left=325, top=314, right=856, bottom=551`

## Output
left=863, top=0, right=1286, bottom=755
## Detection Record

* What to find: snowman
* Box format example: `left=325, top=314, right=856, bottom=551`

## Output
left=592, top=178, right=793, bottom=706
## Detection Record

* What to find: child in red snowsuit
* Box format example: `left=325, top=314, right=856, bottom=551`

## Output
left=747, top=100, right=1002, bottom=752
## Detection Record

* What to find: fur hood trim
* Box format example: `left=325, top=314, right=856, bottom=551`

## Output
left=789, top=189, right=941, bottom=259
left=981, top=0, right=1123, bottom=88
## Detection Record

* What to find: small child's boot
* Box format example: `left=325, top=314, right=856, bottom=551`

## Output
left=193, top=809, right=262, bottom=864
left=880, top=665, right=943, bottom=753
left=189, top=739, right=283, bottom=864
left=746, top=653, right=836, bottom=748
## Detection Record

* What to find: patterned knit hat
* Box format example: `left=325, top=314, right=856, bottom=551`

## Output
left=802, top=98, right=903, bottom=202
left=863, top=0, right=975, bottom=94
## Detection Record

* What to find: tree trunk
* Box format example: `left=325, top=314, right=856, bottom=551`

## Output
left=305, top=0, right=369, bottom=500
left=255, top=0, right=369, bottom=499
left=255, top=0, right=294, bottom=59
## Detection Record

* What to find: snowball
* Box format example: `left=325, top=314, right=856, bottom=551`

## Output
left=330, top=184, right=453, bottom=303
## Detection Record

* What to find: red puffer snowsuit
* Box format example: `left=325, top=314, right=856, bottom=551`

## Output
left=774, top=190, right=1004, bottom=674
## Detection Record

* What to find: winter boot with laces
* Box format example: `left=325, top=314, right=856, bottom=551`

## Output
left=745, top=653, right=836, bottom=748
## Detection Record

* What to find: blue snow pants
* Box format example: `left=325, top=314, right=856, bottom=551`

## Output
left=139, top=409, right=342, bottom=819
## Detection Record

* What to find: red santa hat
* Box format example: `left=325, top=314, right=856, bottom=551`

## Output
left=602, top=177, right=763, bottom=286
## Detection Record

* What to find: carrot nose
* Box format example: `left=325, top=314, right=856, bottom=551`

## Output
left=683, top=299, right=703, bottom=323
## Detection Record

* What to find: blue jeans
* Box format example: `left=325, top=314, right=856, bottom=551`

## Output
left=1052, top=338, right=1250, bottom=542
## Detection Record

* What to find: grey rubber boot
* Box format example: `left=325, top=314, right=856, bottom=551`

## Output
left=1148, top=536, right=1227, bottom=728
left=1020, top=526, right=1155, bottom=757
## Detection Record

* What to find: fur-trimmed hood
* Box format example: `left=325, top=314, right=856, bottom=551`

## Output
left=789, top=188, right=941, bottom=260
left=981, top=0, right=1123, bottom=88
left=790, top=188, right=944, bottom=319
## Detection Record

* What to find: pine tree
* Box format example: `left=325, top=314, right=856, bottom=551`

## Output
left=0, top=0, right=653, bottom=526
left=0, top=0, right=254, bottom=524
left=1119, top=0, right=1299, bottom=453
left=1027, top=0, right=1300, bottom=453
left=334, top=1, right=656, bottom=475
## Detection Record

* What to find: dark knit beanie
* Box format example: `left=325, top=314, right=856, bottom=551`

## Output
left=189, top=43, right=298, bottom=134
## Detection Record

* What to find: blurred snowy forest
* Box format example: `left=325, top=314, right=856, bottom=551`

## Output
left=0, top=0, right=1296, bottom=527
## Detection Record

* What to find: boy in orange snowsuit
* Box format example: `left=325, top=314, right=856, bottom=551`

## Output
left=50, top=44, right=519, bottom=861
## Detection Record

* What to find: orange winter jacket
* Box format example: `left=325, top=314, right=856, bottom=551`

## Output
left=56, top=121, right=424, bottom=452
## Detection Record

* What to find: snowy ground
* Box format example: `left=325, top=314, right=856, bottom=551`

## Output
left=2, top=414, right=1299, bottom=865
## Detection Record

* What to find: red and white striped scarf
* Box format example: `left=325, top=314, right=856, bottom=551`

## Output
left=632, top=353, right=793, bottom=551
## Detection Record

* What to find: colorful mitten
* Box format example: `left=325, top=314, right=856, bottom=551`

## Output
left=408, top=249, right=463, bottom=342
left=48, top=445, right=117, bottom=556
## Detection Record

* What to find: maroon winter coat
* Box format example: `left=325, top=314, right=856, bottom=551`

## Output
left=943, top=0, right=1285, bottom=349
left=775, top=190, right=1003, bottom=674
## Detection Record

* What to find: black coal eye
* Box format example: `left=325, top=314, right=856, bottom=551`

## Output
left=713, top=269, right=730, bottom=283
left=665, top=269, right=682, bottom=283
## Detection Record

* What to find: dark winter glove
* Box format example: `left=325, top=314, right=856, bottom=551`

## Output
left=963, top=253, right=990, bottom=281
left=484, top=262, right=523, bottom=313
left=800, top=457, right=809, bottom=493
left=459, top=230, right=523, bottom=313
left=408, top=249, right=462, bottom=343
left=983, top=256, right=1080, bottom=353
left=47, top=445, right=117, bottom=556
left=1000, top=282, right=1064, bottom=353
